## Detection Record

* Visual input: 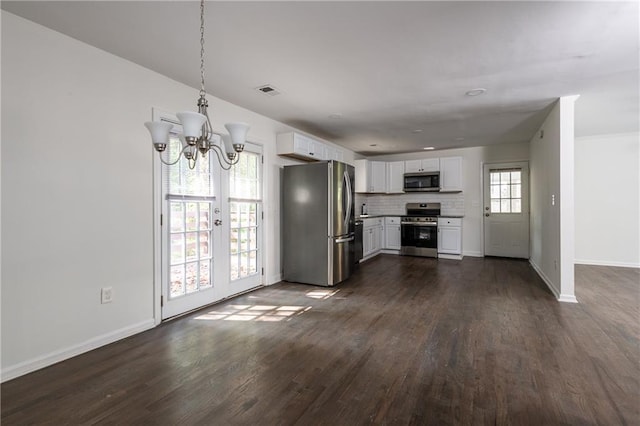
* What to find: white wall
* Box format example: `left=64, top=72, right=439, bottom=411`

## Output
left=0, top=12, right=354, bottom=380
left=575, top=132, right=640, bottom=267
left=368, top=142, right=530, bottom=257
left=529, top=97, right=578, bottom=302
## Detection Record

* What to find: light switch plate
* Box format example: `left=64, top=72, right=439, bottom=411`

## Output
left=101, top=287, right=113, bottom=304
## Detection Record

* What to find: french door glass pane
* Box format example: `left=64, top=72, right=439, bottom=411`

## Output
left=186, top=262, right=198, bottom=293
left=229, top=201, right=259, bottom=281
left=170, top=265, right=185, bottom=298
left=168, top=199, right=213, bottom=299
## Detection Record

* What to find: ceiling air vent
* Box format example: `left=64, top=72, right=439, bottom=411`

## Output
left=255, top=84, right=281, bottom=96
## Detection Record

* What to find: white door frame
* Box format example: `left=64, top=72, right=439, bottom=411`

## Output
left=481, top=160, right=530, bottom=258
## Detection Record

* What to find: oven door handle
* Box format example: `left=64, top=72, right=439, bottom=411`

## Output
left=401, top=222, right=437, bottom=226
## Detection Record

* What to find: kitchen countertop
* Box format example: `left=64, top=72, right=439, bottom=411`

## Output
left=357, top=214, right=465, bottom=219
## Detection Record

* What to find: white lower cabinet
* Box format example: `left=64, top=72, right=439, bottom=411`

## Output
left=363, top=217, right=384, bottom=259
left=438, top=217, right=462, bottom=259
left=384, top=217, right=401, bottom=250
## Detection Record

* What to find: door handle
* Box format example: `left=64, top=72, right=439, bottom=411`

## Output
left=214, top=219, right=223, bottom=226
left=335, top=236, right=354, bottom=243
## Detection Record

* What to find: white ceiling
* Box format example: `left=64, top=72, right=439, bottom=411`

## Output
left=3, top=1, right=638, bottom=155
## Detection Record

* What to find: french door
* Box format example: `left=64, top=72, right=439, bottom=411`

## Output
left=160, top=132, right=223, bottom=319
left=228, top=144, right=263, bottom=293
left=155, top=117, right=263, bottom=320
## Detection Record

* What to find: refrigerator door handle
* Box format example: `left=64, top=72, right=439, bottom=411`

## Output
left=335, top=236, right=355, bottom=243
left=343, top=170, right=352, bottom=229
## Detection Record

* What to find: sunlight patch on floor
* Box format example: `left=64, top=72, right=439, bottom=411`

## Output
left=194, top=304, right=311, bottom=322
left=306, top=289, right=340, bottom=300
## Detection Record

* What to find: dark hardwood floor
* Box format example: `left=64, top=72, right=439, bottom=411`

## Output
left=2, top=256, right=639, bottom=425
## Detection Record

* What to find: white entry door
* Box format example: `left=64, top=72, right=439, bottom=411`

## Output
left=483, top=162, right=530, bottom=258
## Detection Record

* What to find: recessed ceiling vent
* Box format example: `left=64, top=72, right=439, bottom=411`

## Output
left=255, top=84, right=281, bottom=96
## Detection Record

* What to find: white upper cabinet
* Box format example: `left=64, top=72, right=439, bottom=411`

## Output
left=405, top=158, right=440, bottom=173
left=386, top=161, right=405, bottom=193
left=355, top=159, right=386, bottom=193
left=325, top=146, right=344, bottom=162
left=277, top=132, right=329, bottom=162
left=440, top=156, right=463, bottom=192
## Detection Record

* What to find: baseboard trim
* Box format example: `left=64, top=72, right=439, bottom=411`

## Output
left=463, top=251, right=483, bottom=258
left=439, top=253, right=463, bottom=260
left=1, top=319, right=155, bottom=383
left=529, top=259, right=560, bottom=298
left=380, top=249, right=401, bottom=255
left=558, top=294, right=579, bottom=303
left=268, top=274, right=282, bottom=285
left=574, top=259, right=640, bottom=268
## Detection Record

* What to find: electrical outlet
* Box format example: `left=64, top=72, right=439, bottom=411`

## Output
left=101, top=287, right=113, bottom=304
left=554, top=260, right=558, bottom=270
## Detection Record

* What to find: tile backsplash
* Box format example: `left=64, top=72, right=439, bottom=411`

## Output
left=355, top=193, right=465, bottom=216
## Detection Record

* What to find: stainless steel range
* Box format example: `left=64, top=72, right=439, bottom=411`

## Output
left=400, top=202, right=441, bottom=258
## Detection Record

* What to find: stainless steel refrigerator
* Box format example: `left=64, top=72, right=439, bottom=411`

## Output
left=282, top=160, right=355, bottom=286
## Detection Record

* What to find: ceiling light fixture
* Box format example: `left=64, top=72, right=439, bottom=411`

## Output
left=465, top=88, right=487, bottom=97
left=423, top=147, right=435, bottom=150
left=412, top=129, right=424, bottom=133
left=144, top=0, right=249, bottom=170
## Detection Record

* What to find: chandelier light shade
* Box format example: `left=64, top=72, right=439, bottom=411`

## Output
left=145, top=121, right=173, bottom=151
left=176, top=111, right=207, bottom=140
left=143, top=0, right=250, bottom=170
left=225, top=122, right=250, bottom=150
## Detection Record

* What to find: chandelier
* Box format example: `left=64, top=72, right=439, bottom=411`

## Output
left=144, top=0, right=249, bottom=170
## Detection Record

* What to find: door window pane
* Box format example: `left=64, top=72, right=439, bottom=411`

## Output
left=229, top=152, right=260, bottom=199
left=168, top=199, right=214, bottom=299
left=490, top=169, right=522, bottom=214
left=170, top=265, right=185, bottom=298
left=229, top=201, right=259, bottom=281
left=185, top=262, right=198, bottom=294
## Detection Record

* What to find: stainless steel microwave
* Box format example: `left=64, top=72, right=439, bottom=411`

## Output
left=403, top=171, right=440, bottom=192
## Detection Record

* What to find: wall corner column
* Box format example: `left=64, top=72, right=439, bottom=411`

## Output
left=558, top=95, right=580, bottom=303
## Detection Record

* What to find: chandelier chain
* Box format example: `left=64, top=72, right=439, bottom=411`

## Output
left=199, top=0, right=206, bottom=98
